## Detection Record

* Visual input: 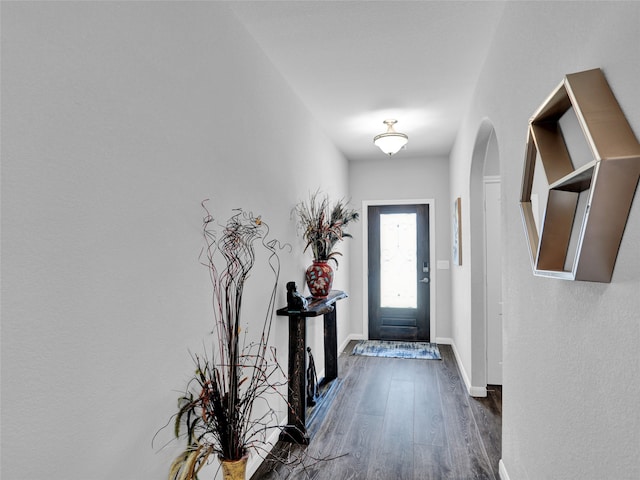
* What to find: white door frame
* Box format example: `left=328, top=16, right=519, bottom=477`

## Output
left=361, top=198, right=437, bottom=342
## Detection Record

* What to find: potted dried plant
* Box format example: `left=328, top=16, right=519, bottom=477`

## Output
left=294, top=191, right=359, bottom=298
left=162, top=204, right=287, bottom=480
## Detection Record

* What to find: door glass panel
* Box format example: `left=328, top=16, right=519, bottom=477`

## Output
left=380, top=213, right=417, bottom=308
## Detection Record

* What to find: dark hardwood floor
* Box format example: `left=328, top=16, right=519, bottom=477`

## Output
left=251, top=341, right=502, bottom=480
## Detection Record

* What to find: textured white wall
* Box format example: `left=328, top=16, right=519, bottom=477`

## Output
left=348, top=155, right=452, bottom=342
left=1, top=3, right=349, bottom=479
left=450, top=2, right=640, bottom=478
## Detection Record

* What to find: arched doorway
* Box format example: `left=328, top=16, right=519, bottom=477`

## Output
left=469, top=119, right=502, bottom=394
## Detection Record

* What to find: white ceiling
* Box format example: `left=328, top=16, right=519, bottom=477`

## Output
left=229, top=1, right=506, bottom=161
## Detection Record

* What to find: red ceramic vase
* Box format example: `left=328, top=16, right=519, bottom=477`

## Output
left=305, top=260, right=334, bottom=298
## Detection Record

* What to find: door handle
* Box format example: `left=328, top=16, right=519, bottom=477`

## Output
left=419, top=277, right=430, bottom=284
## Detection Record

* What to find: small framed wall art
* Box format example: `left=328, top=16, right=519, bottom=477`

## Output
left=453, top=197, right=462, bottom=266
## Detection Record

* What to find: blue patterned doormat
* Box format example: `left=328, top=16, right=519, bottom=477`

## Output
left=351, top=340, right=441, bottom=360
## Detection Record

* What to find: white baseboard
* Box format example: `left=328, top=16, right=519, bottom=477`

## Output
left=469, top=385, right=487, bottom=397
left=439, top=337, right=487, bottom=398
left=339, top=333, right=365, bottom=353
left=498, top=459, right=511, bottom=480
left=246, top=416, right=288, bottom=478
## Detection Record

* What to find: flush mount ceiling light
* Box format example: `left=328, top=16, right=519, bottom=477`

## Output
left=373, top=119, right=408, bottom=156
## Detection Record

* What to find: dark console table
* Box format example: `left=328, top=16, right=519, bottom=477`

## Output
left=277, top=289, right=347, bottom=444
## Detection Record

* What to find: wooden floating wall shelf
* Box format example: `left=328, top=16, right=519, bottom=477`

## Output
left=520, top=68, right=640, bottom=282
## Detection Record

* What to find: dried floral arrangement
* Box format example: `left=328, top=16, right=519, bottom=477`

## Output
left=158, top=203, right=289, bottom=480
left=294, top=190, right=359, bottom=266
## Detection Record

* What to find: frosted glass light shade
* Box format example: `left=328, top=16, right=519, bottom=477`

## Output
left=374, top=119, right=408, bottom=156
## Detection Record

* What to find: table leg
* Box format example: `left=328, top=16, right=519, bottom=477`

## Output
left=280, top=314, right=309, bottom=444
left=323, top=305, right=338, bottom=384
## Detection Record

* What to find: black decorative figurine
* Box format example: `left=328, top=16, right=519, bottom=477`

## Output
left=286, top=281, right=308, bottom=311
left=306, top=347, right=318, bottom=406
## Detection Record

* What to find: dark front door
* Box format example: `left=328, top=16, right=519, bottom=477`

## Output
left=368, top=204, right=430, bottom=342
